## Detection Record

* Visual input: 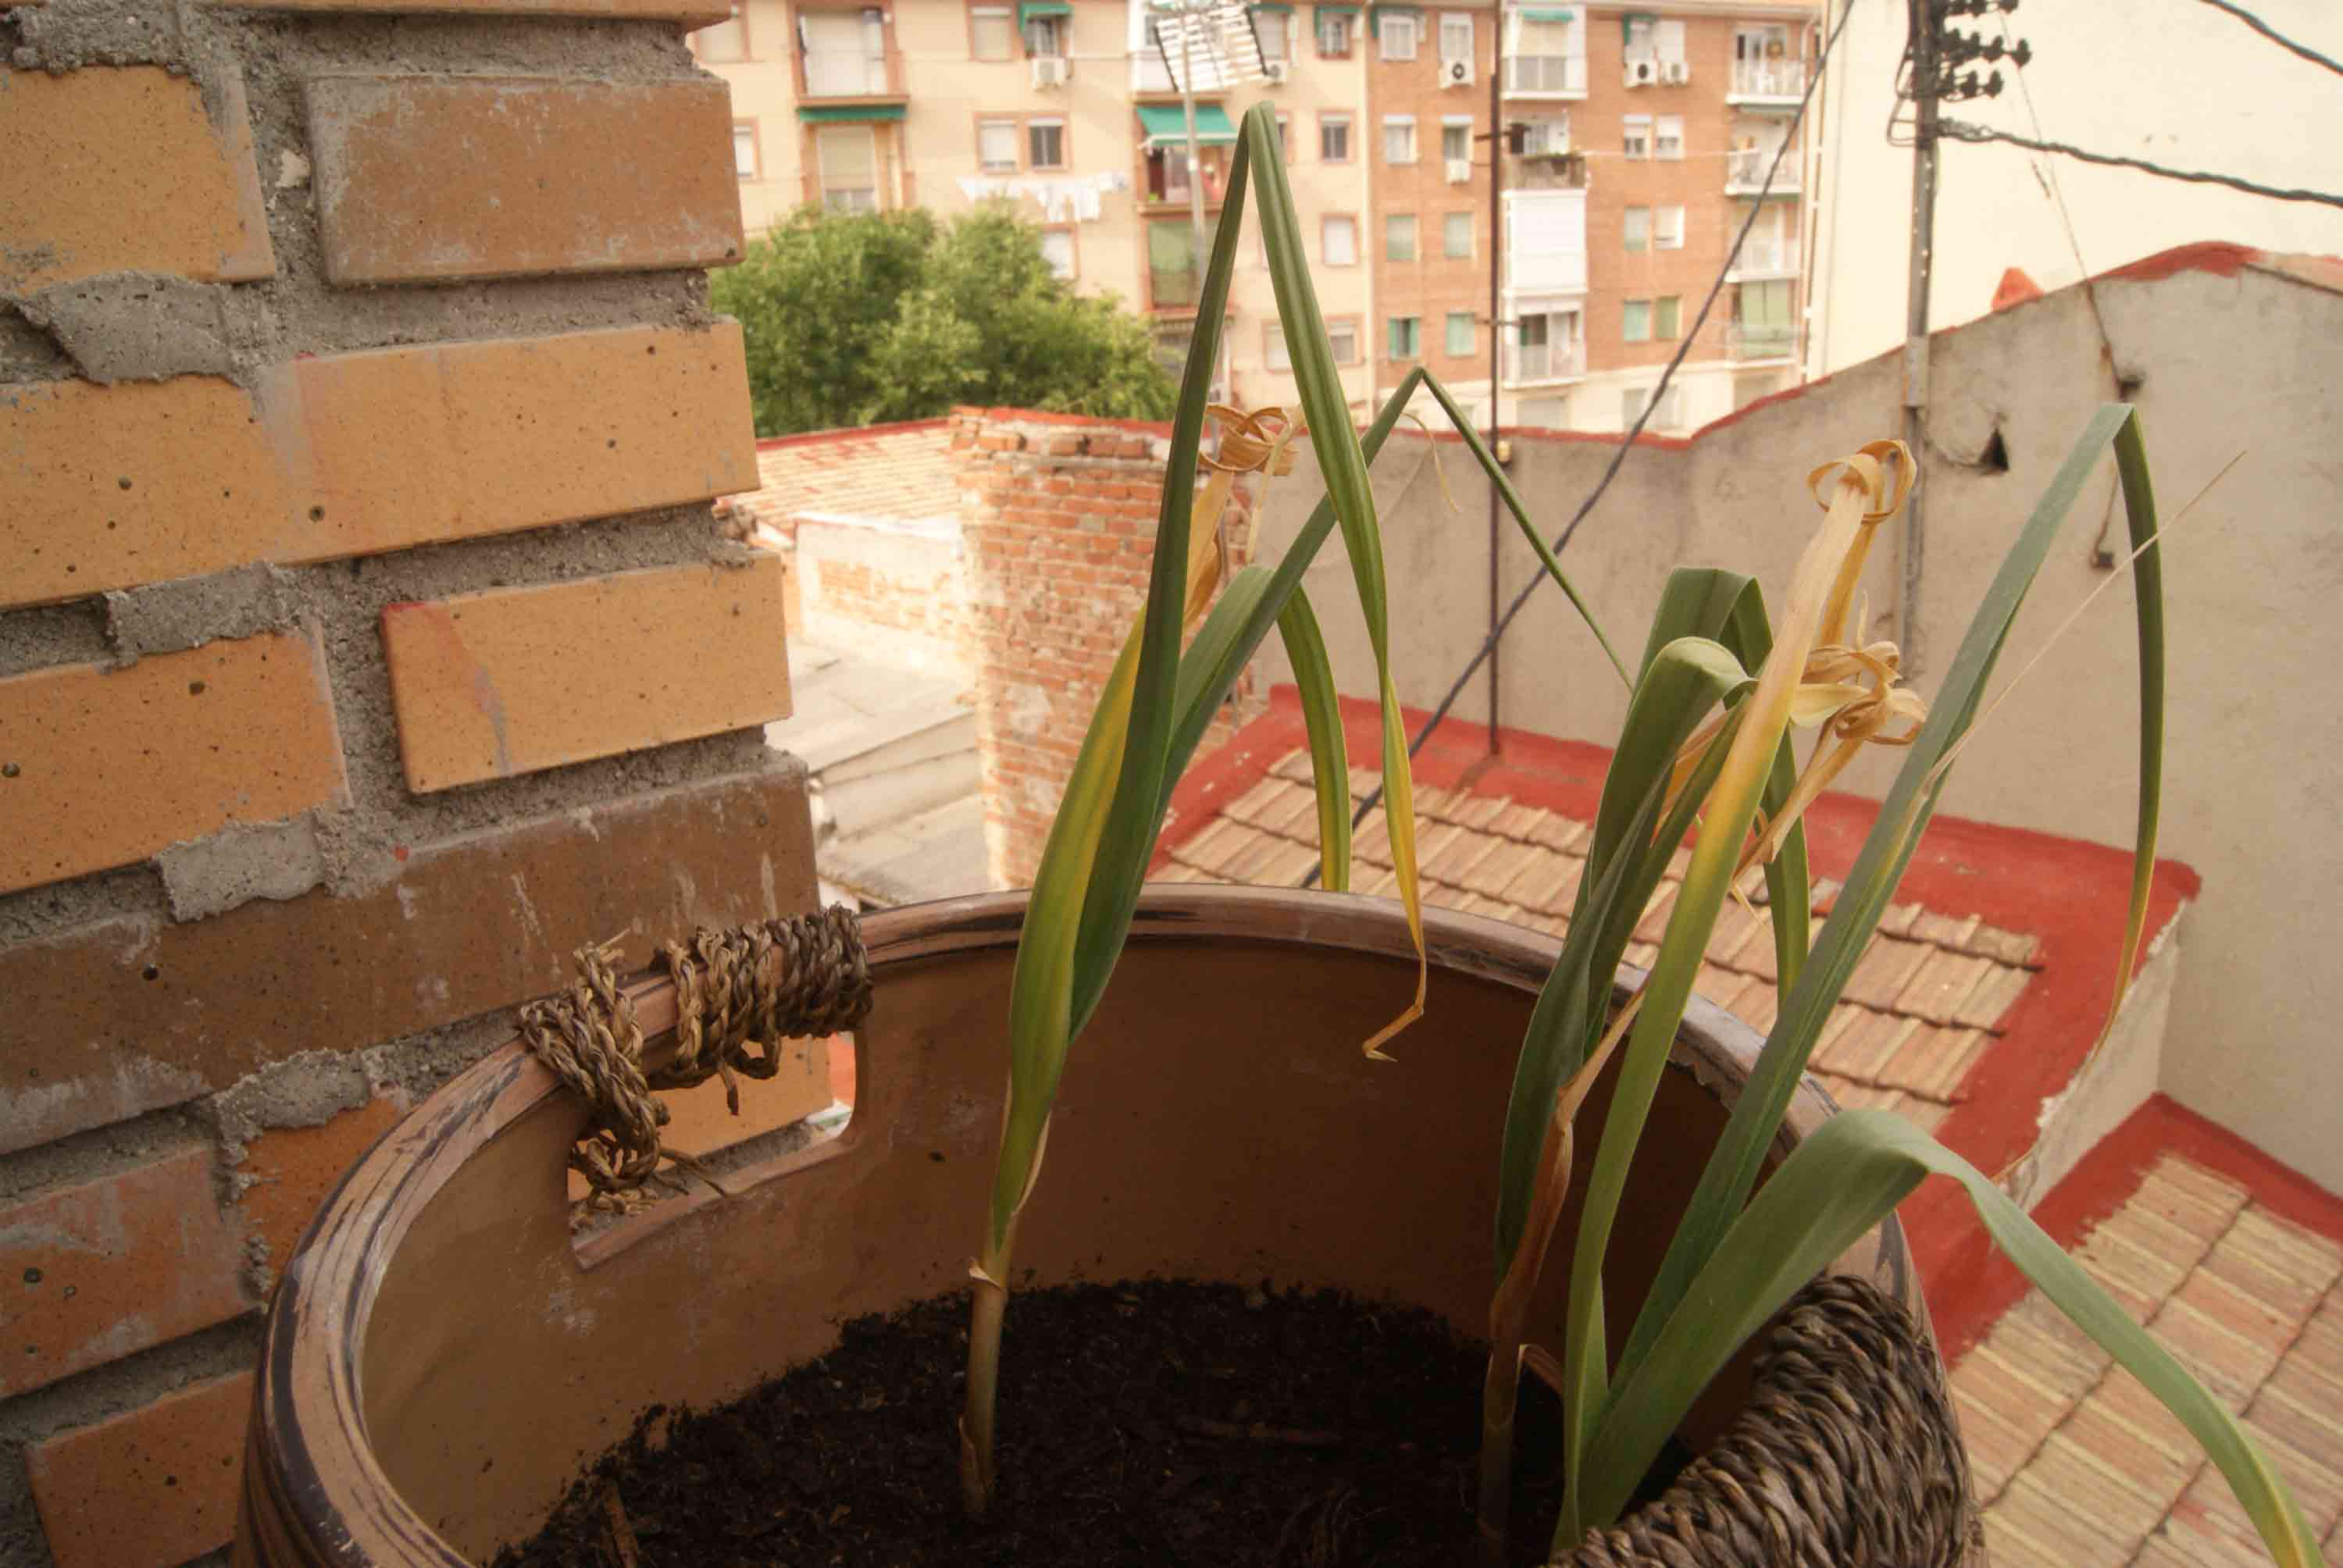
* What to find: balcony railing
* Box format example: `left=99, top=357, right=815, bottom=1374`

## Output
left=1725, top=148, right=1801, bottom=193
left=1150, top=268, right=1202, bottom=308
left=1505, top=337, right=1585, bottom=385
left=804, top=49, right=891, bottom=97
left=1728, top=59, right=1806, bottom=101
left=1131, top=49, right=1177, bottom=94
left=1726, top=237, right=1799, bottom=277
left=1503, top=53, right=1586, bottom=96
left=1727, top=323, right=1799, bottom=361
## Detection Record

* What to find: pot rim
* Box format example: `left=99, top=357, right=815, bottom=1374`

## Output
left=242, top=885, right=1874, bottom=1566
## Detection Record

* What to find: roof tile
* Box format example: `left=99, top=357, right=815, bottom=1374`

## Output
left=1840, top=934, right=1935, bottom=1009
left=748, top=422, right=958, bottom=528
left=1910, top=910, right=1983, bottom=948
left=1988, top=1472, right=2131, bottom=1568
left=1502, top=848, right=1583, bottom=917
left=1952, top=961, right=2034, bottom=1032
left=1528, top=812, right=1589, bottom=853
left=2245, top=1385, right=2343, bottom=1507
left=1487, top=802, right=1551, bottom=840
left=1892, top=947, right=1999, bottom=1025
left=1460, top=840, right=1542, bottom=900
left=1878, top=1022, right=1987, bottom=1101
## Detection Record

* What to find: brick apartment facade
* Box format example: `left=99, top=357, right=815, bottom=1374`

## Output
left=701, top=0, right=1817, bottom=437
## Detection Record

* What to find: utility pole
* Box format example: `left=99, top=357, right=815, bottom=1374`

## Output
left=1899, top=0, right=1939, bottom=680
left=1485, top=9, right=1503, bottom=754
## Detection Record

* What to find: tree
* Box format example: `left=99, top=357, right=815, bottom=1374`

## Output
left=713, top=204, right=1178, bottom=436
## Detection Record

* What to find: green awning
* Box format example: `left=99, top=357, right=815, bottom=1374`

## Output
left=1518, top=6, right=1573, bottom=20
left=797, top=103, right=905, bottom=122
left=1018, top=0, right=1069, bottom=23
left=1314, top=3, right=1357, bottom=12
left=1136, top=103, right=1239, bottom=149
left=1252, top=2, right=1293, bottom=12
left=1368, top=2, right=1418, bottom=12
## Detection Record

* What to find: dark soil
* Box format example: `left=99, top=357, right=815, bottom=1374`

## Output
left=496, top=1280, right=1688, bottom=1568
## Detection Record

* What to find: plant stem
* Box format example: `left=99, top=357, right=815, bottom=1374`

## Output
left=960, top=1229, right=1016, bottom=1516
left=1477, top=1344, right=1521, bottom=1568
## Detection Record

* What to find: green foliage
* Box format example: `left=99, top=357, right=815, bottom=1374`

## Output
left=711, top=204, right=1176, bottom=436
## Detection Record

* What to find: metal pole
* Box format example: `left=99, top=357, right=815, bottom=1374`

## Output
left=1485, top=5, right=1503, bottom=753
left=1899, top=0, right=1938, bottom=678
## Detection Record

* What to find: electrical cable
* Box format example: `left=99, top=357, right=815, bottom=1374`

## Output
left=1297, top=0, right=1861, bottom=889
left=2189, top=0, right=2343, bottom=78
left=1935, top=122, right=2343, bottom=209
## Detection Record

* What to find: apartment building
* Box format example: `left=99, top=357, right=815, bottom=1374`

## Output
left=699, top=0, right=1814, bottom=435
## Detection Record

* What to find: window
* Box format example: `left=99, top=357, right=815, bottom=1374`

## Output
left=1382, top=115, right=1417, bottom=164
left=1378, top=9, right=1418, bottom=59
left=1040, top=227, right=1075, bottom=280
left=1654, top=18, right=1685, bottom=65
left=1385, top=212, right=1417, bottom=261
left=1623, top=205, right=1649, bottom=252
left=978, top=118, right=1018, bottom=171
left=1276, top=113, right=1291, bottom=158
left=1655, top=115, right=1684, bottom=159
left=1439, top=12, right=1473, bottom=67
left=1655, top=295, right=1681, bottom=339
left=1260, top=325, right=1291, bottom=372
left=1623, top=298, right=1651, bottom=342
left=696, top=0, right=747, bottom=61
left=1624, top=13, right=1653, bottom=59
left=1388, top=315, right=1421, bottom=360
left=1028, top=116, right=1066, bottom=169
left=1735, top=279, right=1796, bottom=355
left=1148, top=219, right=1206, bottom=308
left=1321, top=112, right=1353, bottom=161
left=971, top=5, right=1015, bottom=59
left=1255, top=8, right=1290, bottom=60
left=1322, top=213, right=1358, bottom=265
left=1023, top=12, right=1065, bottom=53
left=1443, top=210, right=1473, bottom=258
left=732, top=122, right=758, bottom=179
left=1441, top=120, right=1471, bottom=162
left=816, top=123, right=879, bottom=212
left=802, top=9, right=887, bottom=96
left=1507, top=9, right=1582, bottom=93
left=1446, top=311, right=1474, bottom=356
left=1623, top=114, right=1651, bottom=159
left=1327, top=319, right=1361, bottom=363
left=1512, top=307, right=1579, bottom=380
left=1655, top=205, right=1684, bottom=249
left=1316, top=6, right=1353, bottom=55
left=1624, top=383, right=1683, bottom=429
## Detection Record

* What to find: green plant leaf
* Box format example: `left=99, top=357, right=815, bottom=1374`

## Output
left=1277, top=584, right=1351, bottom=891
left=1574, top=1112, right=2325, bottom=1566
left=1610, top=406, right=2165, bottom=1408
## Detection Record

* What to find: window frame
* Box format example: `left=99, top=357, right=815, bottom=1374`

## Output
left=814, top=122, right=881, bottom=213
left=1440, top=119, right=1471, bottom=163
left=1265, top=320, right=1293, bottom=371
left=1378, top=9, right=1419, bottom=60
left=1623, top=113, right=1652, bottom=159
left=1438, top=10, right=1473, bottom=66
left=1316, top=6, right=1353, bottom=56
left=1039, top=224, right=1079, bottom=280
left=1254, top=7, right=1293, bottom=60
left=969, top=4, right=1016, bottom=61
left=1387, top=314, right=1422, bottom=362
left=1382, top=113, right=1418, bottom=165
left=1623, top=205, right=1649, bottom=252
left=1321, top=212, right=1360, bottom=265
left=1022, top=11, right=1067, bottom=55
left=1325, top=315, right=1362, bottom=364
left=1655, top=113, right=1685, bottom=160
left=976, top=115, right=1021, bottom=172
left=1443, top=209, right=1474, bottom=258
left=1319, top=111, right=1353, bottom=162
left=1654, top=294, right=1681, bottom=340
left=1445, top=310, right=1475, bottom=357
left=1654, top=204, right=1685, bottom=249
left=1385, top=211, right=1418, bottom=262
left=694, top=0, right=750, bottom=62
left=1623, top=297, right=1652, bottom=343
left=731, top=119, right=761, bottom=180
left=1026, top=114, right=1068, bottom=170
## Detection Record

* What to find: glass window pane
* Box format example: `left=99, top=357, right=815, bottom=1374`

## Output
left=1317, top=11, right=1350, bottom=53
left=1446, top=312, right=1473, bottom=356
left=1266, top=325, right=1291, bottom=370
left=1655, top=296, right=1680, bottom=339
left=1023, top=14, right=1065, bottom=52
left=1656, top=205, right=1683, bottom=248
left=1028, top=119, right=1065, bottom=168
left=1040, top=229, right=1075, bottom=280
left=1323, top=215, right=1357, bottom=265
left=1327, top=321, right=1358, bottom=362
left=1387, top=316, right=1419, bottom=358
left=1623, top=114, right=1650, bottom=159
left=979, top=119, right=1018, bottom=169
left=1656, top=115, right=1684, bottom=159
left=971, top=9, right=1013, bottom=59
left=732, top=124, right=757, bottom=177
left=1624, top=206, right=1649, bottom=251
left=1442, top=123, right=1469, bottom=162
left=1385, top=213, right=1415, bottom=261
left=698, top=3, right=747, bottom=61
left=1383, top=119, right=1416, bottom=163
left=1256, top=9, right=1289, bottom=59
left=1379, top=12, right=1417, bottom=59
left=1321, top=114, right=1351, bottom=160
left=1443, top=211, right=1472, bottom=258
left=1623, top=300, right=1650, bottom=342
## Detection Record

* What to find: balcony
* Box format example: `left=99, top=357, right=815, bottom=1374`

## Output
left=804, top=48, right=894, bottom=98
left=1728, top=59, right=1806, bottom=103
left=1131, top=48, right=1178, bottom=94
left=1503, top=52, right=1585, bottom=98
left=1725, top=147, right=1801, bottom=194
left=1727, top=322, right=1799, bottom=361
left=1726, top=237, right=1799, bottom=279
left=1503, top=335, right=1584, bottom=386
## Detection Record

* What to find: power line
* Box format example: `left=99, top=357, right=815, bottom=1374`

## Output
left=1300, top=0, right=1860, bottom=888
left=1937, top=121, right=2343, bottom=209
left=2190, top=0, right=2343, bottom=77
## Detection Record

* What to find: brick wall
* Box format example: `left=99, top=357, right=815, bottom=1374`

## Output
left=793, top=519, right=970, bottom=675
left=0, top=4, right=818, bottom=1563
left=955, top=408, right=1264, bottom=888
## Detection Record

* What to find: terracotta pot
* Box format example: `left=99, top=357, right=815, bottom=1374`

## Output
left=236, top=886, right=1925, bottom=1566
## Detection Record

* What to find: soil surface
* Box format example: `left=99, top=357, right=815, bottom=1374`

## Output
left=496, top=1279, right=1685, bottom=1567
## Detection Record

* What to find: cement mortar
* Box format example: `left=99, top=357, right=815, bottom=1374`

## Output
left=159, top=814, right=329, bottom=921
left=12, top=273, right=239, bottom=383
left=205, top=1048, right=373, bottom=1160
left=0, top=602, right=109, bottom=679
left=104, top=563, right=299, bottom=661
left=0, top=1108, right=209, bottom=1209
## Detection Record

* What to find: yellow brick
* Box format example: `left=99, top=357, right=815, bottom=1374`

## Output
left=381, top=558, right=791, bottom=792
left=305, top=75, right=744, bottom=284
left=0, top=634, right=346, bottom=895
left=0, top=66, right=274, bottom=290
left=2, top=324, right=757, bottom=609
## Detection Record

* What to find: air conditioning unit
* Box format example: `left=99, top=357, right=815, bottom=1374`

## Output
left=1660, top=59, right=1689, bottom=84
left=1444, top=56, right=1475, bottom=87
left=1444, top=157, right=1471, bottom=184
left=1030, top=55, right=1068, bottom=87
left=1623, top=55, right=1657, bottom=87
left=1263, top=59, right=1290, bottom=84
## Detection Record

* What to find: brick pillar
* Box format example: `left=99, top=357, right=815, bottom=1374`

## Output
left=0, top=9, right=810, bottom=1565
left=956, top=408, right=1265, bottom=889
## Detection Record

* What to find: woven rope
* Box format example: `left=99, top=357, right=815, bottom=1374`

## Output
left=515, top=907, right=872, bottom=1202
left=1560, top=1274, right=1979, bottom=1568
